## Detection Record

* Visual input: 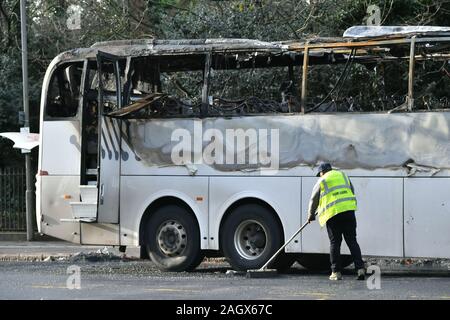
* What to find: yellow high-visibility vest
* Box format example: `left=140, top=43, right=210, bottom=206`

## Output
left=317, top=170, right=357, bottom=227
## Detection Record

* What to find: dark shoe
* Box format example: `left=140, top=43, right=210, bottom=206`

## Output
left=356, top=268, right=365, bottom=280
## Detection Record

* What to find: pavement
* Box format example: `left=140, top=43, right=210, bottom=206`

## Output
left=0, top=259, right=450, bottom=300
left=0, top=241, right=449, bottom=300
left=0, top=241, right=140, bottom=261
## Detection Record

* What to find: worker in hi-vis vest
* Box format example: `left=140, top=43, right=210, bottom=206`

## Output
left=307, top=162, right=365, bottom=281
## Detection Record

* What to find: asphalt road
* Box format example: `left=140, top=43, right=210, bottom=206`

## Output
left=0, top=260, right=449, bottom=300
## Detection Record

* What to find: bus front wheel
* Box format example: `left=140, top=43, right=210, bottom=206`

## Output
left=221, top=203, right=290, bottom=271
left=144, top=205, right=204, bottom=272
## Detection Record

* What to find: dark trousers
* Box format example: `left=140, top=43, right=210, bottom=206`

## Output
left=326, top=210, right=364, bottom=273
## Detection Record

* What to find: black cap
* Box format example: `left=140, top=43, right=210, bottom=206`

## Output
left=316, top=162, right=332, bottom=177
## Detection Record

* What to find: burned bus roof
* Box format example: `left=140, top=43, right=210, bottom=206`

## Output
left=91, top=38, right=289, bottom=52
left=344, top=25, right=450, bottom=39
left=52, top=26, right=450, bottom=66
left=57, top=38, right=290, bottom=62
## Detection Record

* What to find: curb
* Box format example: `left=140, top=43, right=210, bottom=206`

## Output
left=0, top=252, right=139, bottom=262
left=0, top=252, right=76, bottom=262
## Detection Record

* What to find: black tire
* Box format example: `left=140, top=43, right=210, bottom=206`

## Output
left=221, top=203, right=284, bottom=271
left=296, top=253, right=353, bottom=271
left=140, top=245, right=150, bottom=260
left=144, top=204, right=204, bottom=272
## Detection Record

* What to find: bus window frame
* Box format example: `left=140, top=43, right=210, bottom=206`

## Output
left=43, top=59, right=86, bottom=122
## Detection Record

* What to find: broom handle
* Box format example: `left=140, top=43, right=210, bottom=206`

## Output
left=260, top=215, right=315, bottom=271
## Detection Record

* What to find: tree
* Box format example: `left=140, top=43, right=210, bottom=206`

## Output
left=1, top=0, right=450, bottom=165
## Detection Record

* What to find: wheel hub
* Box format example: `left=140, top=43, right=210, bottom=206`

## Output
left=234, top=220, right=268, bottom=260
left=156, top=220, right=187, bottom=257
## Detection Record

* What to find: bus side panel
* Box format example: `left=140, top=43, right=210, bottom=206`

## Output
left=38, top=120, right=81, bottom=242
left=40, top=176, right=81, bottom=243
left=301, top=177, right=404, bottom=257
left=40, top=121, right=81, bottom=175
left=80, top=223, right=120, bottom=245
left=404, top=178, right=450, bottom=258
left=209, top=177, right=302, bottom=252
left=119, top=176, right=209, bottom=249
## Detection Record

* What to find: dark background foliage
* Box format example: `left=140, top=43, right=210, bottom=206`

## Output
left=1, top=0, right=450, bottom=166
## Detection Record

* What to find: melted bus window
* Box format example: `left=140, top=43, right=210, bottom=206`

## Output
left=209, top=66, right=299, bottom=115
left=46, top=62, right=83, bottom=118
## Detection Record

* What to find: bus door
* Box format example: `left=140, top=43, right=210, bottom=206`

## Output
left=96, top=51, right=129, bottom=223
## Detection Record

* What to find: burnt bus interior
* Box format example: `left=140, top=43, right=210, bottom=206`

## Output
left=46, top=37, right=450, bottom=122
left=90, top=42, right=450, bottom=121
left=90, top=52, right=306, bottom=119
left=43, top=35, right=450, bottom=182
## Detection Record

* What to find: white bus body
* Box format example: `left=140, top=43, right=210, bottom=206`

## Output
left=36, top=35, right=450, bottom=271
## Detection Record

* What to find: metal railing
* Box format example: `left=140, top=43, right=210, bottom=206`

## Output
left=0, top=167, right=26, bottom=232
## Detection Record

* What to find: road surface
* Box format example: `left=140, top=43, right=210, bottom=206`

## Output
left=0, top=259, right=449, bottom=300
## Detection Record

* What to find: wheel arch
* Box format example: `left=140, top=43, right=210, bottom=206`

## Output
left=218, top=196, right=285, bottom=251
left=138, top=195, right=202, bottom=247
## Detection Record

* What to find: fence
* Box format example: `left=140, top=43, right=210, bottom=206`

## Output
left=0, top=167, right=26, bottom=232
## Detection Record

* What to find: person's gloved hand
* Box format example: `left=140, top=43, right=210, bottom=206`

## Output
left=307, top=214, right=316, bottom=223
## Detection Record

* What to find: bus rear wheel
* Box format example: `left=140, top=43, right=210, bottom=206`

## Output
left=144, top=205, right=204, bottom=272
left=221, top=203, right=288, bottom=271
